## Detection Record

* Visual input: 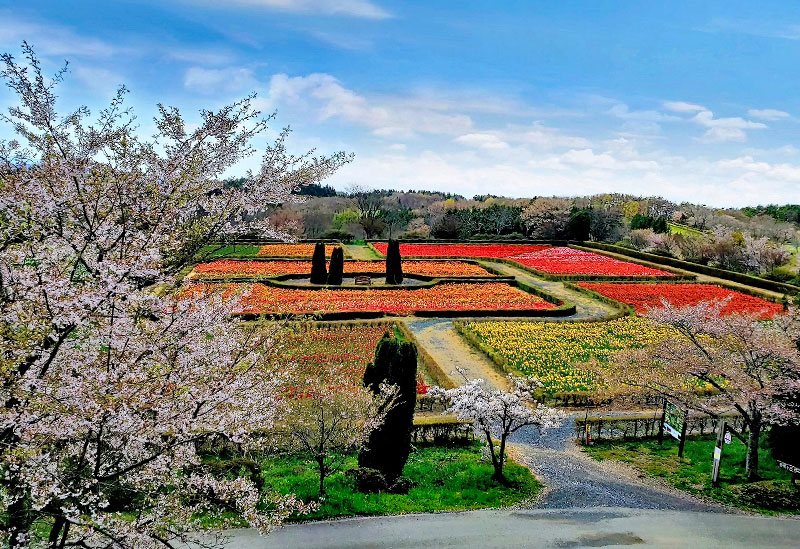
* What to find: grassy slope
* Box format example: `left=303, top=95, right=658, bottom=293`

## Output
left=260, top=443, right=540, bottom=521
left=585, top=435, right=798, bottom=513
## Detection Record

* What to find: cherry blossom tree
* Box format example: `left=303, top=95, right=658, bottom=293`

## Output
left=604, top=301, right=800, bottom=480
left=0, top=44, right=351, bottom=547
left=431, top=377, right=563, bottom=482
left=277, top=378, right=393, bottom=497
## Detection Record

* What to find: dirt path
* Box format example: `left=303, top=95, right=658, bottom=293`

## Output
left=343, top=243, right=381, bottom=260
left=480, top=260, right=620, bottom=321
left=404, top=318, right=511, bottom=390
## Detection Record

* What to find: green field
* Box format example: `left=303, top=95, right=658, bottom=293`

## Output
left=667, top=222, right=707, bottom=237
left=203, top=442, right=539, bottom=524
left=585, top=435, right=799, bottom=513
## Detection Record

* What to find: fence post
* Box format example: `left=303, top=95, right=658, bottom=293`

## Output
left=657, top=398, right=666, bottom=446
left=678, top=408, right=689, bottom=458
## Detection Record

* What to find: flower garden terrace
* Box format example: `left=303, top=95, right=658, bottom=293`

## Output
left=181, top=281, right=569, bottom=319
left=369, top=242, right=683, bottom=279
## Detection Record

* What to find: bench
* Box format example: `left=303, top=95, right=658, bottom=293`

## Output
left=354, top=275, right=372, bottom=285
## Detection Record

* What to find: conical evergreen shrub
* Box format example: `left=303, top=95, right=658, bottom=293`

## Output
left=359, top=333, right=417, bottom=484
left=327, top=246, right=344, bottom=285
left=310, top=242, right=327, bottom=284
left=385, top=240, right=404, bottom=285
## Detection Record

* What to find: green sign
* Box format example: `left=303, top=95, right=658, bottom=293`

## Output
left=663, top=401, right=686, bottom=440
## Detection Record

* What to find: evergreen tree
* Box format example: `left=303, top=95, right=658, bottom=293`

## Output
left=566, top=209, right=592, bottom=241
left=359, top=334, right=418, bottom=484
left=630, top=214, right=654, bottom=230
left=385, top=240, right=404, bottom=284
left=327, top=246, right=344, bottom=285
left=652, top=217, right=669, bottom=234
left=310, top=242, right=327, bottom=284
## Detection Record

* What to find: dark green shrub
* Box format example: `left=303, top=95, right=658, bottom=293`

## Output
left=359, top=333, right=418, bottom=483
left=385, top=239, right=404, bottom=285
left=310, top=242, right=327, bottom=284
left=566, top=209, right=591, bottom=241
left=390, top=476, right=414, bottom=494
left=347, top=467, right=388, bottom=493
left=327, top=246, right=344, bottom=285
left=319, top=229, right=354, bottom=242
left=727, top=481, right=800, bottom=510
left=652, top=217, right=669, bottom=234
left=630, top=214, right=654, bottom=230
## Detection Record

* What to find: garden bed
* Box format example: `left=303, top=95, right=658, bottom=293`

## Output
left=576, top=282, right=784, bottom=318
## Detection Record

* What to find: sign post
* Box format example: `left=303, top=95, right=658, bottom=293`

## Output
left=711, top=421, right=725, bottom=486
left=657, top=399, right=667, bottom=446
left=662, top=400, right=688, bottom=457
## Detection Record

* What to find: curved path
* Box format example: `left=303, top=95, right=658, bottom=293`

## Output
left=480, top=259, right=619, bottom=321
left=207, top=508, right=800, bottom=548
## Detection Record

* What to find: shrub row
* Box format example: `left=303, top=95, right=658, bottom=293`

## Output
left=411, top=416, right=474, bottom=444
left=578, top=241, right=800, bottom=295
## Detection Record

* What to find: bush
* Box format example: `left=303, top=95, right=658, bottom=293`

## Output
left=310, top=242, right=327, bottom=284
left=764, top=267, right=797, bottom=283
left=390, top=476, right=414, bottom=494
left=327, top=246, right=344, bottom=285
left=319, top=229, right=354, bottom=242
left=398, top=231, right=428, bottom=240
left=727, top=481, right=800, bottom=511
left=347, top=467, right=388, bottom=493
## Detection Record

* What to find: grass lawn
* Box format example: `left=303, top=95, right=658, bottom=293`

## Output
left=667, top=222, right=707, bottom=237
left=259, top=442, right=540, bottom=521
left=585, top=435, right=800, bottom=513
left=198, top=244, right=262, bottom=258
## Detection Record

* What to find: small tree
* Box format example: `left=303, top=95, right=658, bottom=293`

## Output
left=280, top=381, right=388, bottom=496
left=566, top=209, right=591, bottom=241
left=310, top=242, right=327, bottom=283
left=431, top=376, right=562, bottom=482
left=358, top=334, right=417, bottom=484
left=327, top=246, right=344, bottom=285
left=603, top=302, right=800, bottom=480
left=385, top=240, right=404, bottom=285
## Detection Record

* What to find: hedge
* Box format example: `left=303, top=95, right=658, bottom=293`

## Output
left=577, top=241, right=799, bottom=295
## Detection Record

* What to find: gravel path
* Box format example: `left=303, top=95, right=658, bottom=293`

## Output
left=404, top=318, right=510, bottom=390
left=510, top=416, right=723, bottom=511
left=480, top=260, right=619, bottom=321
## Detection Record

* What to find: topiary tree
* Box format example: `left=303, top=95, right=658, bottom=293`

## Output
left=310, top=242, right=327, bottom=284
left=385, top=240, right=404, bottom=285
left=359, top=333, right=417, bottom=485
left=566, top=209, right=591, bottom=241
left=327, top=246, right=344, bottom=285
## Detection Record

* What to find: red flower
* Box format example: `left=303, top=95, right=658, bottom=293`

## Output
left=509, top=247, right=674, bottom=277
left=372, top=243, right=549, bottom=258
left=577, top=282, right=782, bottom=318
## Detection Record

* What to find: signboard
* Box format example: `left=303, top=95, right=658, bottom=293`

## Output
left=723, top=431, right=732, bottom=445
left=663, top=401, right=686, bottom=440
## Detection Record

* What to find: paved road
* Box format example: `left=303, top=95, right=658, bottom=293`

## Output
left=197, top=507, right=800, bottom=548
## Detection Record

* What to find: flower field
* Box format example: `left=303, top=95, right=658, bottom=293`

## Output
left=461, top=317, right=673, bottom=393
left=193, top=282, right=557, bottom=315
left=372, top=243, right=549, bottom=258
left=267, top=324, right=430, bottom=394
left=256, top=244, right=334, bottom=258
left=577, top=282, right=783, bottom=317
left=190, top=260, right=491, bottom=279
left=509, top=247, right=675, bottom=277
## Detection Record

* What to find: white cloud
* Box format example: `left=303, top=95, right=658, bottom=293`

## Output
left=266, top=73, right=473, bottom=136
left=183, top=66, right=256, bottom=94
left=662, top=101, right=706, bottom=113
left=454, top=133, right=509, bottom=150
left=186, top=0, right=392, bottom=19
left=691, top=110, right=767, bottom=143
left=607, top=103, right=679, bottom=122
left=747, top=108, right=791, bottom=121
left=0, top=14, right=116, bottom=57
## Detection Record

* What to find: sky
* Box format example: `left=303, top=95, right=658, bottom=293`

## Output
left=1, top=1, right=800, bottom=207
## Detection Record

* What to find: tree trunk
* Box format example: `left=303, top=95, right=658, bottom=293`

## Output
left=317, top=457, right=326, bottom=496
left=745, top=408, right=762, bottom=481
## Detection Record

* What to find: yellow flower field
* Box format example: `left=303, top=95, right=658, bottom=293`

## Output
left=462, top=317, right=672, bottom=393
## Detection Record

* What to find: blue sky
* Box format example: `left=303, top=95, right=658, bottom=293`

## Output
left=2, top=1, right=800, bottom=206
